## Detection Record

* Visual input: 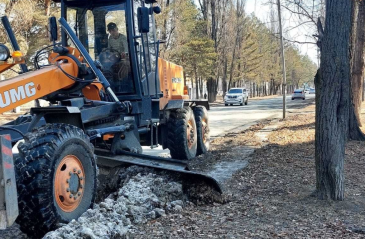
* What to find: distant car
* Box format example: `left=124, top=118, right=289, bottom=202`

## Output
left=309, top=88, right=315, bottom=94
left=292, top=89, right=305, bottom=100
left=224, top=88, right=249, bottom=106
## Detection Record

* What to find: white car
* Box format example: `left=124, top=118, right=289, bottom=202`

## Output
left=224, top=88, right=249, bottom=106
left=292, top=89, right=305, bottom=100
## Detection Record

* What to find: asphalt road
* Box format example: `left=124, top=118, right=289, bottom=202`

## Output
left=143, top=94, right=315, bottom=156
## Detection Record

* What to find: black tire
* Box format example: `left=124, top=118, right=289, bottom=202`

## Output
left=193, top=106, right=210, bottom=156
left=303, top=98, right=305, bottom=100
left=225, top=104, right=228, bottom=106
left=230, top=104, right=233, bottom=106
left=167, top=107, right=197, bottom=160
left=245, top=98, right=248, bottom=105
left=15, top=124, right=97, bottom=238
left=240, top=103, right=243, bottom=106
left=292, top=98, right=294, bottom=100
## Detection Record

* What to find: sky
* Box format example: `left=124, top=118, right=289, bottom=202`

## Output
left=194, top=0, right=319, bottom=65
left=245, top=0, right=319, bottom=65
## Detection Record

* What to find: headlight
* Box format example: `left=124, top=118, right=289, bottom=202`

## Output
left=0, top=44, right=10, bottom=61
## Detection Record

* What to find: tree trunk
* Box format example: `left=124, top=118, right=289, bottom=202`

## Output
left=363, top=77, right=365, bottom=102
left=45, top=0, right=51, bottom=16
left=349, top=0, right=365, bottom=137
left=162, top=0, right=170, bottom=41
left=183, top=71, right=187, bottom=86
left=250, top=82, right=253, bottom=97
left=199, top=77, right=203, bottom=97
left=222, top=57, right=228, bottom=99
left=211, top=0, right=217, bottom=49
left=315, top=0, right=354, bottom=201
left=207, top=77, right=217, bottom=103
left=195, top=67, right=199, bottom=99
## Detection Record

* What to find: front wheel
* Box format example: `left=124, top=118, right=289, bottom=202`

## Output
left=245, top=97, right=248, bottom=105
left=167, top=107, right=197, bottom=160
left=15, top=124, right=97, bottom=238
left=194, top=106, right=210, bottom=156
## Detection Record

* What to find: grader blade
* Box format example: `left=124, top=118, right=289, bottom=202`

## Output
left=95, top=150, right=222, bottom=194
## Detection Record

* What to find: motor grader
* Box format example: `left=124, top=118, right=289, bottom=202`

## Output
left=0, top=0, right=217, bottom=237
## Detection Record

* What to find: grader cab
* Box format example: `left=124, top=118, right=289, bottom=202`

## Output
left=0, top=0, right=216, bottom=238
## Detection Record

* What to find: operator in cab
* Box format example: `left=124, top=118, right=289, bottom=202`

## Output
left=99, top=22, right=133, bottom=93
left=107, top=22, right=128, bottom=58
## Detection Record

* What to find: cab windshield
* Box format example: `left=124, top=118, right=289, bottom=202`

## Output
left=228, top=89, right=243, bottom=94
left=66, top=3, right=134, bottom=94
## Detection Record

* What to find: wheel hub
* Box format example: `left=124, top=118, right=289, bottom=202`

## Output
left=69, top=173, right=80, bottom=194
left=55, top=155, right=85, bottom=212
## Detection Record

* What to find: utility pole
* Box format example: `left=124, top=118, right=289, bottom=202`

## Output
left=277, top=0, right=287, bottom=119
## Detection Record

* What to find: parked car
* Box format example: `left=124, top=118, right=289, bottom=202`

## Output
left=309, top=88, right=315, bottom=94
left=224, top=88, right=249, bottom=106
left=292, top=89, right=305, bottom=100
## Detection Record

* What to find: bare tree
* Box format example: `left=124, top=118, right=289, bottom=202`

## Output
left=349, top=0, right=365, bottom=139
left=315, top=0, right=353, bottom=200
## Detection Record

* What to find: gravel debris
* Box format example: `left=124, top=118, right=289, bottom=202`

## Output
left=43, top=169, right=185, bottom=239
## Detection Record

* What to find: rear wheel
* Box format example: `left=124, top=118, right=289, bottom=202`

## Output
left=193, top=106, right=210, bottom=156
left=167, top=107, right=197, bottom=160
left=15, top=124, right=97, bottom=238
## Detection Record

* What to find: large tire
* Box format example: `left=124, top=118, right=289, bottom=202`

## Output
left=15, top=124, right=97, bottom=238
left=193, top=106, right=210, bottom=155
left=167, top=107, right=197, bottom=160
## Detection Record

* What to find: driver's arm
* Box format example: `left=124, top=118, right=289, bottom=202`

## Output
left=120, top=34, right=128, bottom=53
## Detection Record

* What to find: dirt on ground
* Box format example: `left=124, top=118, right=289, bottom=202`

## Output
left=187, top=121, right=266, bottom=173
left=3, top=101, right=365, bottom=238
left=131, top=108, right=365, bottom=238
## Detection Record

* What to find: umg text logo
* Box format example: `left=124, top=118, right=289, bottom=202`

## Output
left=0, top=82, right=36, bottom=108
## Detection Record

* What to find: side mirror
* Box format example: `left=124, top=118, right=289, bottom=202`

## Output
left=48, top=17, right=58, bottom=42
left=151, top=6, right=161, bottom=14
left=137, top=7, right=150, bottom=33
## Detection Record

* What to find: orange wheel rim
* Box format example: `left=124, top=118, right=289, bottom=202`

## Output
left=55, top=155, right=85, bottom=212
left=187, top=119, right=195, bottom=149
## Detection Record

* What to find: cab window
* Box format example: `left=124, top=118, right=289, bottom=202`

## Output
left=67, top=4, right=135, bottom=95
